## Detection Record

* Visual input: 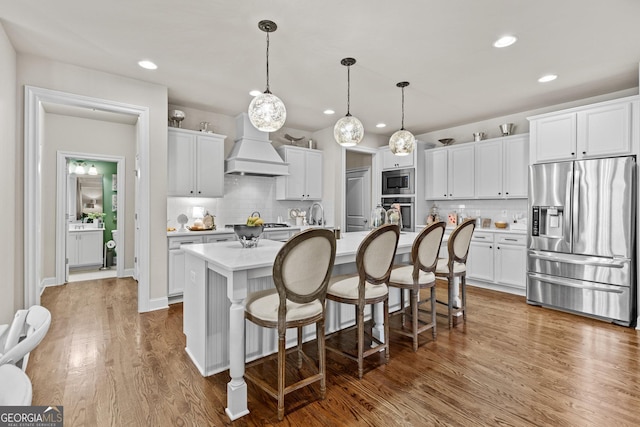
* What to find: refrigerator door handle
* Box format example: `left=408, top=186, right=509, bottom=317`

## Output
left=529, top=252, right=626, bottom=268
left=564, top=170, right=573, bottom=249
left=528, top=272, right=625, bottom=293
left=572, top=169, right=581, bottom=249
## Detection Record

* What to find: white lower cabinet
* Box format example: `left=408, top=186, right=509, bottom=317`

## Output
left=168, top=233, right=238, bottom=299
left=467, top=234, right=494, bottom=282
left=68, top=230, right=103, bottom=267
left=494, top=234, right=527, bottom=289
left=466, top=232, right=526, bottom=293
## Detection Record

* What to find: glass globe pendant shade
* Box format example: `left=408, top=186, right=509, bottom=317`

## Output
left=248, top=92, right=287, bottom=132
left=334, top=115, right=364, bottom=147
left=389, top=129, right=416, bottom=156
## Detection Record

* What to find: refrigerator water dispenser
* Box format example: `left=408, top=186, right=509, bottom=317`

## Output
left=531, top=206, right=564, bottom=238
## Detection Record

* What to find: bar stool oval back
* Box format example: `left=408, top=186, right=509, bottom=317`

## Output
left=244, top=228, right=337, bottom=420
left=326, top=224, right=400, bottom=379
left=435, top=218, right=476, bottom=328
left=388, top=221, right=446, bottom=350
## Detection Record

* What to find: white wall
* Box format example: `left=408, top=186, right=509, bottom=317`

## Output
left=16, top=54, right=169, bottom=301
left=0, top=22, right=17, bottom=323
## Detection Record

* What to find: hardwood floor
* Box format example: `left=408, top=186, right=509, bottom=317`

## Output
left=29, top=278, right=640, bottom=426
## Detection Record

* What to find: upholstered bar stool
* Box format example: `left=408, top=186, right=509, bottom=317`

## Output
left=435, top=218, right=476, bottom=328
left=326, top=224, right=400, bottom=379
left=244, top=228, right=336, bottom=420
left=388, top=221, right=446, bottom=351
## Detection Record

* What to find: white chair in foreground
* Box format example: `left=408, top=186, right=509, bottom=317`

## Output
left=0, top=305, right=52, bottom=371
left=0, top=364, right=32, bottom=405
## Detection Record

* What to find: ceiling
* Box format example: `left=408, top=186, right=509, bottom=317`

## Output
left=2, top=0, right=639, bottom=135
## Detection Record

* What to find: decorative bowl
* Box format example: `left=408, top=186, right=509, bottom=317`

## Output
left=234, top=225, right=264, bottom=248
left=494, top=221, right=508, bottom=229
left=438, top=138, right=455, bottom=146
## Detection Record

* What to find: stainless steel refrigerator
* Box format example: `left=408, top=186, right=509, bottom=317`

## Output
left=527, top=156, right=636, bottom=326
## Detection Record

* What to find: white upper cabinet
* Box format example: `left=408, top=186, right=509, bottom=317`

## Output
left=529, top=97, right=638, bottom=164
left=474, top=140, right=503, bottom=198
left=475, top=135, right=529, bottom=199
left=425, top=148, right=448, bottom=199
left=276, top=146, right=323, bottom=200
left=425, top=144, right=474, bottom=200
left=381, top=147, right=414, bottom=170
left=168, top=128, right=226, bottom=197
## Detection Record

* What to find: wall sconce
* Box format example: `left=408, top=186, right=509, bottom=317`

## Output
left=88, top=164, right=98, bottom=175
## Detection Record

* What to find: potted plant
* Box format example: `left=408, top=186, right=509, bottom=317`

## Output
left=87, top=212, right=106, bottom=227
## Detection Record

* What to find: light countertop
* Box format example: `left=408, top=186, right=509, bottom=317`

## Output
left=182, top=230, right=419, bottom=272
left=167, top=225, right=306, bottom=238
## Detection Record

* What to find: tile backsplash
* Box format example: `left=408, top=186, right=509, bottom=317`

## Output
left=167, top=175, right=313, bottom=228
left=424, top=199, right=528, bottom=226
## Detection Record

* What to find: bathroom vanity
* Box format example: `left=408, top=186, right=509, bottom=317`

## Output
left=67, top=226, right=103, bottom=268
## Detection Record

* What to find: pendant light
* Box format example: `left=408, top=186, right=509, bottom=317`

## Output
left=334, top=58, right=364, bottom=147
left=248, top=20, right=286, bottom=132
left=389, top=81, right=415, bottom=156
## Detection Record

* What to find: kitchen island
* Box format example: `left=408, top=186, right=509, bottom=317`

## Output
left=182, top=230, right=420, bottom=420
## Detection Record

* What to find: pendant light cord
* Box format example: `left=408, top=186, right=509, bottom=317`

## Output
left=346, top=65, right=351, bottom=117
left=265, top=32, right=271, bottom=94
left=401, top=86, right=405, bottom=130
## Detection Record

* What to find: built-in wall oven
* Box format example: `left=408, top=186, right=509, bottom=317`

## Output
left=382, top=168, right=414, bottom=195
left=382, top=197, right=414, bottom=232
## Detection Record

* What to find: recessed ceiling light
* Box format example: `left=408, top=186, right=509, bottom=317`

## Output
left=493, top=35, right=517, bottom=48
left=249, top=90, right=262, bottom=97
left=376, top=123, right=386, bottom=128
left=323, top=109, right=335, bottom=115
left=538, top=74, right=558, bottom=83
left=138, top=60, right=157, bottom=70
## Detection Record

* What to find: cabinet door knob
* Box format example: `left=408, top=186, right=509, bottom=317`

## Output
left=498, top=192, right=501, bottom=195
left=582, top=151, right=586, bottom=155
left=190, top=190, right=194, bottom=194
left=571, top=152, right=575, bottom=156
left=198, top=191, right=201, bottom=194
left=506, top=192, right=509, bottom=195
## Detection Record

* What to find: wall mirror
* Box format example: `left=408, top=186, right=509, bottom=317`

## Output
left=70, top=175, right=104, bottom=220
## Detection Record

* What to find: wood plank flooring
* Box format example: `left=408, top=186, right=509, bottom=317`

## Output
left=28, top=277, right=640, bottom=426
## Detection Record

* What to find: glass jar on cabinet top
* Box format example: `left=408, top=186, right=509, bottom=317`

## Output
left=427, top=203, right=440, bottom=225
left=386, top=204, right=403, bottom=230
left=370, top=204, right=387, bottom=229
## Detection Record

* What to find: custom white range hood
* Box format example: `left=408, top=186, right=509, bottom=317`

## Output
left=225, top=112, right=289, bottom=176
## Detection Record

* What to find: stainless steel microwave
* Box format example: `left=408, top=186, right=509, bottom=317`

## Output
left=382, top=168, right=414, bottom=195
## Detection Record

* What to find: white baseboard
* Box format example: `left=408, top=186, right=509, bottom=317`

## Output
left=122, top=268, right=135, bottom=278
left=40, top=277, right=63, bottom=294
left=148, top=297, right=169, bottom=312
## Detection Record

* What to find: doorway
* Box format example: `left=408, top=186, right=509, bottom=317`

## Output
left=343, top=148, right=377, bottom=232
left=25, top=86, right=152, bottom=312
left=345, top=168, right=371, bottom=231
left=61, top=155, right=123, bottom=283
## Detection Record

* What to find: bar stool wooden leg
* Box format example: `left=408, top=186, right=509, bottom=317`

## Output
left=411, top=289, right=419, bottom=351
left=431, top=286, right=437, bottom=339
left=384, top=299, right=390, bottom=363
left=448, top=275, right=454, bottom=328
left=317, top=320, right=326, bottom=399
left=461, top=276, right=467, bottom=321
left=357, top=304, right=365, bottom=379
left=297, top=326, right=303, bottom=369
left=278, top=331, right=286, bottom=420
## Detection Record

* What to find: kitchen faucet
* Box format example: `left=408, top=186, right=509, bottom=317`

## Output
left=309, top=202, right=324, bottom=227
left=251, top=211, right=261, bottom=218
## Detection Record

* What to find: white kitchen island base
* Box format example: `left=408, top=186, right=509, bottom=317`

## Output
left=182, top=232, right=428, bottom=420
